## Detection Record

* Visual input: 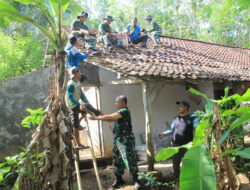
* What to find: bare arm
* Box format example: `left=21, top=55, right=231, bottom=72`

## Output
left=89, top=112, right=122, bottom=122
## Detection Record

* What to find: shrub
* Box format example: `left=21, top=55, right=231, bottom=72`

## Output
left=0, top=31, right=45, bottom=83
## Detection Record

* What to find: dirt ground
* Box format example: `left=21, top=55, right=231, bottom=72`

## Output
left=74, top=161, right=250, bottom=190
left=74, top=162, right=174, bottom=190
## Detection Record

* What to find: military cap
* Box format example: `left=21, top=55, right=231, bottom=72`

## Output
left=77, top=11, right=88, bottom=19
left=104, top=15, right=114, bottom=21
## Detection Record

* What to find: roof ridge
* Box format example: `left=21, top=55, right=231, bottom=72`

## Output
left=160, top=35, right=250, bottom=50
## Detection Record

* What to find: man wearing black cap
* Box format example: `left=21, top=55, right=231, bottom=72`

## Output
left=71, top=11, right=100, bottom=53
left=158, top=100, right=197, bottom=189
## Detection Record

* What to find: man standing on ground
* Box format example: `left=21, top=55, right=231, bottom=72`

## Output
left=98, top=15, right=124, bottom=50
left=89, top=95, right=140, bottom=189
left=66, top=36, right=92, bottom=70
left=125, top=18, right=148, bottom=47
left=158, top=100, right=197, bottom=189
left=145, top=15, right=162, bottom=47
left=71, top=11, right=101, bottom=54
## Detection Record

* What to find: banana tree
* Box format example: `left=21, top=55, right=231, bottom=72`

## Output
left=0, top=0, right=75, bottom=189
left=156, top=88, right=250, bottom=190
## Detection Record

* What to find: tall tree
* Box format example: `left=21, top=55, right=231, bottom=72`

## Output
left=0, top=0, right=75, bottom=189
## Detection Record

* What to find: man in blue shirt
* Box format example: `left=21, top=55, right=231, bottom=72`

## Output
left=66, top=36, right=92, bottom=70
left=158, top=100, right=198, bottom=189
left=125, top=18, right=148, bottom=47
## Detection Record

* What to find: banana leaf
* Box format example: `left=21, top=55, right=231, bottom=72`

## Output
left=180, top=145, right=216, bottom=190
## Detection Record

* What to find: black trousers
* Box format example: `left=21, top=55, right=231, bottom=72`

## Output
left=127, top=35, right=148, bottom=45
left=172, top=147, right=187, bottom=180
left=69, top=105, right=82, bottom=129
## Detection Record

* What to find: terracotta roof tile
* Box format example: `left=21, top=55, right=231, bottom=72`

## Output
left=63, top=26, right=250, bottom=81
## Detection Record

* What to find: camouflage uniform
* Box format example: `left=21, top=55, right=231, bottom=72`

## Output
left=98, top=22, right=118, bottom=46
left=148, top=20, right=161, bottom=46
left=71, top=19, right=96, bottom=49
left=113, top=107, right=138, bottom=176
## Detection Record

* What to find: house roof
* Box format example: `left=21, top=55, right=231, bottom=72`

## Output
left=63, top=26, right=250, bottom=82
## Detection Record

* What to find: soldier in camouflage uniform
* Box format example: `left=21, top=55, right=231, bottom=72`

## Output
left=89, top=95, right=140, bottom=189
left=71, top=12, right=100, bottom=53
left=98, top=15, right=124, bottom=50
left=145, top=15, right=162, bottom=47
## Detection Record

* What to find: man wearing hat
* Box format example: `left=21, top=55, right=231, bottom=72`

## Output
left=71, top=11, right=100, bottom=53
left=66, top=66, right=100, bottom=148
left=158, top=100, right=197, bottom=189
left=145, top=15, right=162, bottom=47
left=98, top=15, right=124, bottom=50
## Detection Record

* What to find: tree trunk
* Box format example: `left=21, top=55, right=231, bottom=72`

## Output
left=212, top=103, right=240, bottom=190
left=18, top=50, right=74, bottom=190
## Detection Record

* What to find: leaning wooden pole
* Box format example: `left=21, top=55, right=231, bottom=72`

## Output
left=142, top=81, right=155, bottom=171
left=85, top=118, right=103, bottom=190
left=74, top=158, right=83, bottom=190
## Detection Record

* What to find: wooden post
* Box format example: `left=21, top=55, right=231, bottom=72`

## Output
left=142, top=81, right=155, bottom=171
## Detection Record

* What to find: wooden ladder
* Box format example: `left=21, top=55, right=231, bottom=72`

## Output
left=73, top=118, right=103, bottom=190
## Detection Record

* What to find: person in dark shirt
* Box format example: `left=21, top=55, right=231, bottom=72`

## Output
left=89, top=95, right=140, bottom=189
left=158, top=100, right=197, bottom=189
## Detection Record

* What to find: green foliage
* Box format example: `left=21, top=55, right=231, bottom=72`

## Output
left=0, top=148, right=44, bottom=189
left=0, top=31, right=44, bottom=83
left=0, top=0, right=72, bottom=50
left=155, top=87, right=250, bottom=189
left=0, top=108, right=44, bottom=189
left=138, top=172, right=175, bottom=189
left=76, top=0, right=249, bottom=48
left=179, top=145, right=216, bottom=190
left=156, top=142, right=192, bottom=162
left=21, top=108, right=44, bottom=130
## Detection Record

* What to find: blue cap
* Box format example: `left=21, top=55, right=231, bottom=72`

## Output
left=176, top=100, right=190, bottom=109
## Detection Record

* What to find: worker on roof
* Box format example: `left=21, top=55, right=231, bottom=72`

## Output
left=145, top=15, right=162, bottom=47
left=65, top=36, right=92, bottom=70
left=71, top=11, right=101, bottom=54
left=125, top=18, right=148, bottom=48
left=89, top=95, right=140, bottom=189
left=98, top=15, right=124, bottom=50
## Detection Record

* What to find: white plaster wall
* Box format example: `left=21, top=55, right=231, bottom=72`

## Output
left=199, top=81, right=214, bottom=106
left=98, top=69, right=214, bottom=157
left=81, top=87, right=101, bottom=154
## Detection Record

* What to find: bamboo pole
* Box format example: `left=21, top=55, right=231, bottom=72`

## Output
left=74, top=157, right=83, bottom=190
left=85, top=118, right=103, bottom=190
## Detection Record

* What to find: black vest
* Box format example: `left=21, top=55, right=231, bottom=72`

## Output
left=173, top=114, right=194, bottom=145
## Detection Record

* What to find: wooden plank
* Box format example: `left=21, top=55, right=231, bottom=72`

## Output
left=141, top=81, right=155, bottom=171
left=100, top=78, right=142, bottom=86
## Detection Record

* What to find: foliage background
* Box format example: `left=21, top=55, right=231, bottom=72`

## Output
left=0, top=32, right=45, bottom=83
left=0, top=0, right=249, bottom=83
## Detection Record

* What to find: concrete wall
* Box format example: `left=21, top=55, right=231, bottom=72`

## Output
left=0, top=68, right=50, bottom=161
left=98, top=68, right=215, bottom=157
left=0, top=62, right=100, bottom=161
